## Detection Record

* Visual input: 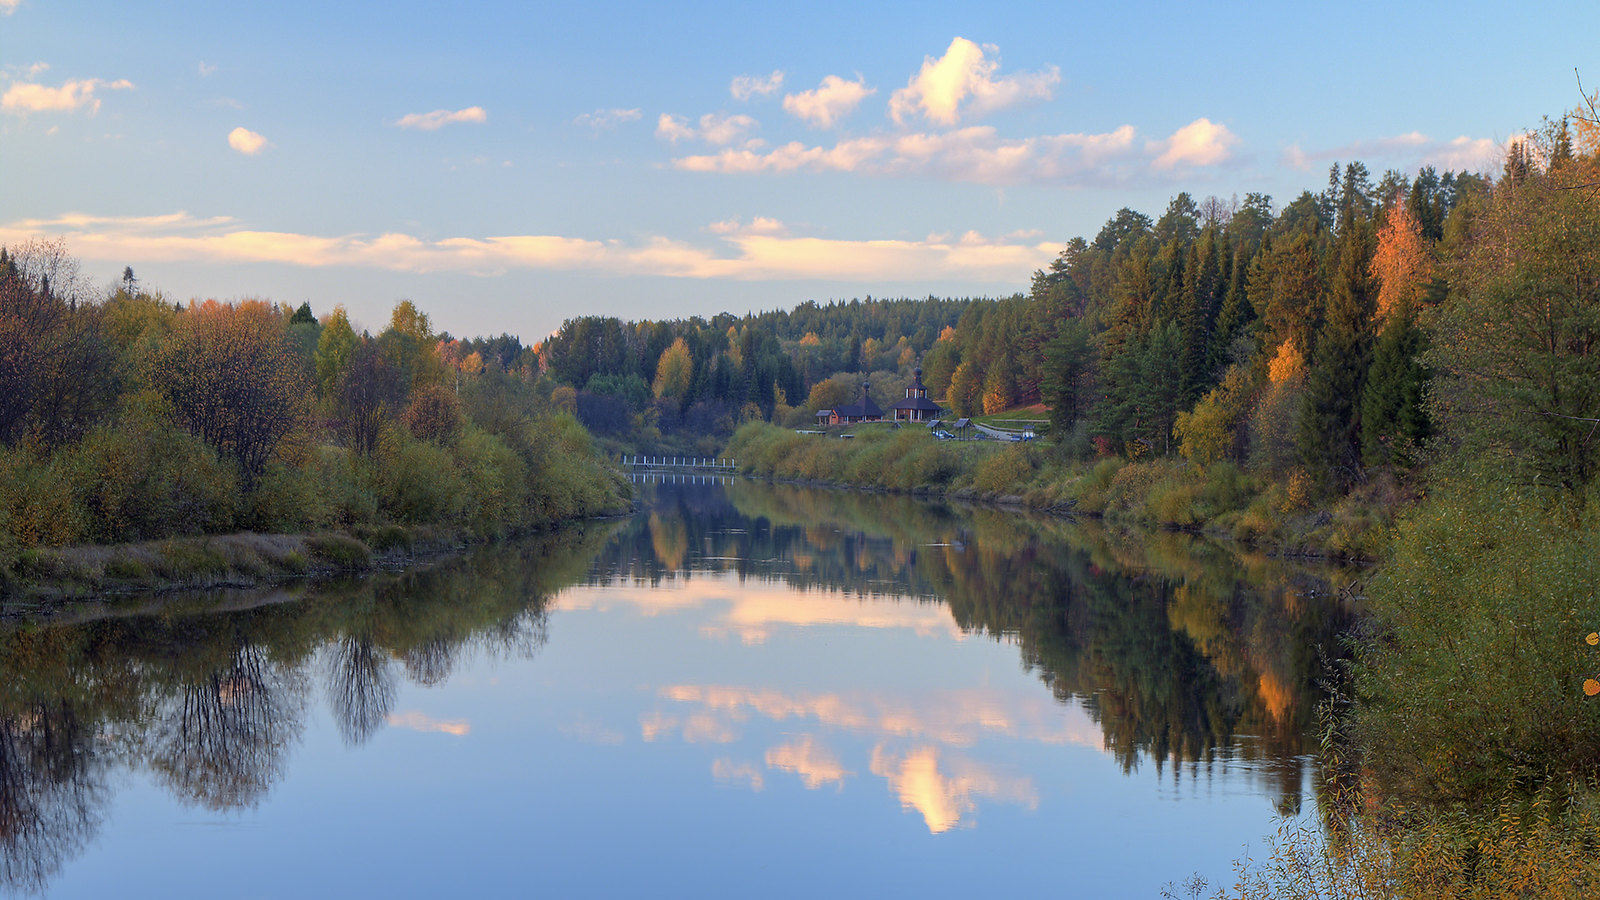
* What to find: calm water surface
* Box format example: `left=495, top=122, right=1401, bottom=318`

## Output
left=0, top=481, right=1354, bottom=898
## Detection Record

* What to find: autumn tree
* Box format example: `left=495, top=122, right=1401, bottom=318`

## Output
left=403, top=383, right=465, bottom=444
left=652, top=337, right=694, bottom=401
left=0, top=245, right=118, bottom=448
left=314, top=306, right=358, bottom=399
left=1370, top=201, right=1435, bottom=325
left=1429, top=133, right=1600, bottom=490
left=149, top=300, right=311, bottom=482
left=335, top=336, right=403, bottom=456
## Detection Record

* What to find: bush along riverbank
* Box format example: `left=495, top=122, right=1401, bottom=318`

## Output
left=0, top=406, right=630, bottom=602
left=0, top=255, right=631, bottom=602
left=725, top=421, right=1401, bottom=560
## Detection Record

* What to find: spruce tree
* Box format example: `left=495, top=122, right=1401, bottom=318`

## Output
left=1296, top=221, right=1376, bottom=491
left=1360, top=308, right=1431, bottom=469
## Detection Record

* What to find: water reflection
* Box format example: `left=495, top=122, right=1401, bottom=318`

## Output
left=144, top=641, right=306, bottom=810
left=0, top=483, right=1355, bottom=894
left=597, top=481, right=1354, bottom=790
left=0, top=522, right=616, bottom=895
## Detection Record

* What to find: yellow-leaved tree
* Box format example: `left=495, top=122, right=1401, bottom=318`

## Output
left=652, top=337, right=694, bottom=401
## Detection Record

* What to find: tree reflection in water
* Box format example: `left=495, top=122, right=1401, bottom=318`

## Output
left=144, top=641, right=306, bottom=810
left=0, top=488, right=1356, bottom=893
left=403, top=636, right=457, bottom=687
left=600, top=481, right=1359, bottom=812
left=326, top=634, right=398, bottom=748
left=0, top=703, right=107, bottom=895
left=0, top=518, right=617, bottom=893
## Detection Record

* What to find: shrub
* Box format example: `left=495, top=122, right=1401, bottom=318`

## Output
left=1356, top=484, right=1600, bottom=804
left=305, top=533, right=372, bottom=568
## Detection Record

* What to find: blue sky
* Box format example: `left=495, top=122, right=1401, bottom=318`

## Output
left=2, top=0, right=1592, bottom=340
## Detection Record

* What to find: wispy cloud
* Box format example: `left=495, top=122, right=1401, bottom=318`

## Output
left=1281, top=131, right=1505, bottom=174
left=197, top=61, right=216, bottom=77
left=394, top=106, right=488, bottom=131
left=889, top=37, right=1058, bottom=126
left=0, top=211, right=1057, bottom=285
left=730, top=70, right=784, bottom=101
left=672, top=119, right=1237, bottom=187
left=573, top=107, right=642, bottom=132
left=0, top=0, right=21, bottom=15
left=783, top=75, right=875, bottom=129
left=227, top=126, right=270, bottom=155
left=655, top=111, right=758, bottom=146
left=2, top=77, right=133, bottom=115
left=387, top=712, right=470, bottom=736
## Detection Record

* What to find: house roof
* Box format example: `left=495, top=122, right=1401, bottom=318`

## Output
left=817, top=398, right=884, bottom=418
left=890, top=396, right=941, bottom=412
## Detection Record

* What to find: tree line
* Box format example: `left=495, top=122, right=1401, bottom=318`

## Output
left=0, top=248, right=624, bottom=555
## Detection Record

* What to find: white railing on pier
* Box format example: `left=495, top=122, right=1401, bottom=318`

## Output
left=627, top=471, right=739, bottom=485
left=621, top=456, right=740, bottom=471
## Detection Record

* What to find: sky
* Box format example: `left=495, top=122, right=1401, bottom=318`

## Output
left=2, top=0, right=1593, bottom=341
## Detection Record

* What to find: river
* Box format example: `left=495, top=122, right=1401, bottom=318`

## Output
left=0, top=480, right=1356, bottom=898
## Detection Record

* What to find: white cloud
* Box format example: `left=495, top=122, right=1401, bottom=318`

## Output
left=1150, top=118, right=1239, bottom=169
left=0, top=210, right=1057, bottom=285
left=227, top=126, right=269, bottom=155
left=889, top=37, right=1058, bottom=126
left=1428, top=135, right=1512, bottom=172
left=673, top=123, right=1150, bottom=186
left=198, top=61, right=216, bottom=77
left=573, top=107, right=642, bottom=131
left=731, top=70, right=784, bottom=101
left=655, top=111, right=758, bottom=146
left=0, top=0, right=20, bottom=15
left=783, top=75, right=875, bottom=129
left=2, top=77, right=133, bottom=115
left=1282, top=130, right=1503, bottom=174
left=394, top=106, right=487, bottom=131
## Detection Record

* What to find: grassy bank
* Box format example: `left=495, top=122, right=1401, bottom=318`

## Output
left=726, top=421, right=1399, bottom=559
left=0, top=520, right=565, bottom=609
left=0, top=411, right=632, bottom=602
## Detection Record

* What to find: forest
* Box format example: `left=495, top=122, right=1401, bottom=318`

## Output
left=0, top=247, right=627, bottom=591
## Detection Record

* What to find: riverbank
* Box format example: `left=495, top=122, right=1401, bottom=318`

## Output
left=0, top=505, right=635, bottom=615
left=726, top=421, right=1402, bottom=560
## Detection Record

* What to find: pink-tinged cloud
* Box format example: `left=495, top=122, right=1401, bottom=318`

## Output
left=672, top=123, right=1187, bottom=186
left=870, top=745, right=1036, bottom=833
left=227, top=126, right=269, bottom=155
left=386, top=711, right=470, bottom=736
left=1, top=0, right=21, bottom=15
left=783, top=75, right=875, bottom=129
left=889, top=37, right=1058, bottom=126
left=711, top=759, right=765, bottom=791
left=573, top=107, right=642, bottom=131
left=731, top=70, right=784, bottom=101
left=656, top=111, right=758, bottom=146
left=394, top=106, right=487, bottom=130
left=1150, top=118, right=1239, bottom=169
left=2, top=77, right=133, bottom=115
left=0, top=211, right=1057, bottom=285
left=766, top=735, right=851, bottom=790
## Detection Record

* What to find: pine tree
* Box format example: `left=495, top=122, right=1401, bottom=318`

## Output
left=1360, top=309, right=1431, bottom=469
left=1296, top=221, right=1376, bottom=491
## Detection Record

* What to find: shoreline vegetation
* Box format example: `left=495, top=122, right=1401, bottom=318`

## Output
left=726, top=420, right=1398, bottom=561
left=4, top=85, right=1598, bottom=896
left=0, top=245, right=631, bottom=605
